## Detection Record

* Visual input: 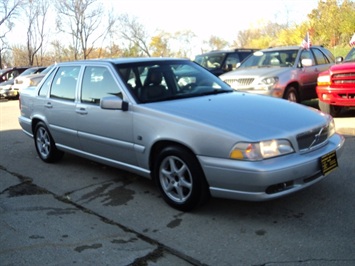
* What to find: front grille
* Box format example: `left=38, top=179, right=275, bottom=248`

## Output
left=332, top=72, right=355, bottom=85
left=297, top=125, right=329, bottom=151
left=339, top=93, right=355, bottom=99
left=224, top=78, right=254, bottom=87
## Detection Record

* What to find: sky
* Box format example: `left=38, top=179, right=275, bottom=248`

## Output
left=6, top=0, right=320, bottom=57
left=104, top=0, right=320, bottom=43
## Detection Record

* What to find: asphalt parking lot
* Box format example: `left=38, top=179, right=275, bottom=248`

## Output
left=1, top=99, right=355, bottom=266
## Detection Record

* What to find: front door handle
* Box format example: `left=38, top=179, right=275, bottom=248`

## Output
left=76, top=107, right=88, bottom=115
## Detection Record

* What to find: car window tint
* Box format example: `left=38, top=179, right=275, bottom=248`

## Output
left=224, top=54, right=240, bottom=71
left=81, top=66, right=122, bottom=104
left=50, top=66, right=79, bottom=101
left=38, top=69, right=56, bottom=97
left=312, top=48, right=329, bottom=65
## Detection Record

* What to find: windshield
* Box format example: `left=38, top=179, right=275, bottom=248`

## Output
left=239, top=50, right=299, bottom=68
left=116, top=60, right=233, bottom=103
left=194, top=53, right=226, bottom=70
left=344, top=48, right=355, bottom=62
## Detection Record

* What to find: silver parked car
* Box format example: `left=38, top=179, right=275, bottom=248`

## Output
left=13, top=65, right=53, bottom=93
left=219, top=46, right=335, bottom=103
left=18, top=58, right=345, bottom=211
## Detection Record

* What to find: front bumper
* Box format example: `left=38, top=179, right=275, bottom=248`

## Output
left=317, top=86, right=355, bottom=107
left=0, top=89, right=19, bottom=98
left=198, top=133, right=345, bottom=201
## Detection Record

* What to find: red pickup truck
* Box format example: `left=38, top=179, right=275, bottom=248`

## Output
left=316, top=47, right=355, bottom=116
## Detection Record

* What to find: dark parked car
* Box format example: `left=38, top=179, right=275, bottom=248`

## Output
left=220, top=46, right=335, bottom=102
left=194, top=48, right=258, bottom=76
left=0, top=67, right=28, bottom=83
left=13, top=65, right=52, bottom=93
left=18, top=58, right=344, bottom=211
left=0, top=67, right=29, bottom=98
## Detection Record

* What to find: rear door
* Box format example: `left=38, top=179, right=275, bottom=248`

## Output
left=299, top=48, right=333, bottom=100
left=41, top=65, right=81, bottom=149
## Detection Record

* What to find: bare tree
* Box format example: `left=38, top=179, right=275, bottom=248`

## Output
left=55, top=0, right=114, bottom=60
left=0, top=0, right=24, bottom=67
left=172, top=30, right=197, bottom=58
left=117, top=14, right=151, bottom=57
left=22, top=0, right=50, bottom=66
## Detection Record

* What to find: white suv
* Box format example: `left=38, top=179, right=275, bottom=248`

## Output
left=219, top=46, right=335, bottom=103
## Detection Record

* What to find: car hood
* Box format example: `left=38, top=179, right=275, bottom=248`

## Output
left=145, top=92, right=328, bottom=141
left=220, top=66, right=290, bottom=78
left=17, top=73, right=46, bottom=81
left=330, top=61, right=355, bottom=72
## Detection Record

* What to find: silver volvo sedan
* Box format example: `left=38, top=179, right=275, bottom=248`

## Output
left=18, top=58, right=345, bottom=211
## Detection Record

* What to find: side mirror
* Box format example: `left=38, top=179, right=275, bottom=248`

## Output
left=100, top=96, right=128, bottom=111
left=335, top=56, right=344, bottom=64
left=301, top=58, right=313, bottom=67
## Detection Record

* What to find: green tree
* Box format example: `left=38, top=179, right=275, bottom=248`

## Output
left=150, top=31, right=171, bottom=57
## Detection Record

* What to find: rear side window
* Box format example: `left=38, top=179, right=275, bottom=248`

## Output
left=38, top=70, right=56, bottom=97
left=50, top=66, right=79, bottom=101
left=312, top=48, right=330, bottom=65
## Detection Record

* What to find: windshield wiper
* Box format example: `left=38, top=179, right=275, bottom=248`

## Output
left=198, top=89, right=232, bottom=96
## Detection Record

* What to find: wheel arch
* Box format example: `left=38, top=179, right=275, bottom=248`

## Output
left=283, top=82, right=300, bottom=101
left=31, top=117, right=46, bottom=135
left=149, top=140, right=201, bottom=179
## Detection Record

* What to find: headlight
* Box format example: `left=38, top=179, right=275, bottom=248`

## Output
left=317, top=75, right=331, bottom=86
left=256, top=77, right=279, bottom=90
left=230, top=139, right=294, bottom=161
left=328, top=118, right=336, bottom=137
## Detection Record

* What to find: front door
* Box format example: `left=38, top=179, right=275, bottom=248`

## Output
left=76, top=66, right=137, bottom=166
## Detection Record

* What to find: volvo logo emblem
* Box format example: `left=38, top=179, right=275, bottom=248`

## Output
left=308, top=127, right=324, bottom=149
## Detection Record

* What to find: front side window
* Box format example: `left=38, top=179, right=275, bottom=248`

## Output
left=38, top=69, right=56, bottom=97
left=299, top=49, right=315, bottom=67
left=224, top=53, right=240, bottom=71
left=50, top=66, right=79, bottom=101
left=81, top=66, right=122, bottom=104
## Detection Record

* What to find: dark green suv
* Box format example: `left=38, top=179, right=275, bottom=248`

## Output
left=194, top=48, right=258, bottom=76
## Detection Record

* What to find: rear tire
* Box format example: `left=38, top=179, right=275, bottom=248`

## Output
left=318, top=101, right=343, bottom=117
left=154, top=145, right=210, bottom=211
left=34, top=122, right=64, bottom=163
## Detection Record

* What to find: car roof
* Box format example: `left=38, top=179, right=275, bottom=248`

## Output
left=196, top=49, right=257, bottom=56
left=56, top=57, right=190, bottom=66
left=260, top=45, right=326, bottom=52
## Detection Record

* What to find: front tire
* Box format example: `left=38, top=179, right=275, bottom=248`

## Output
left=154, top=146, right=210, bottom=211
left=318, top=101, right=343, bottom=117
left=34, top=122, right=64, bottom=163
left=283, top=86, right=299, bottom=103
